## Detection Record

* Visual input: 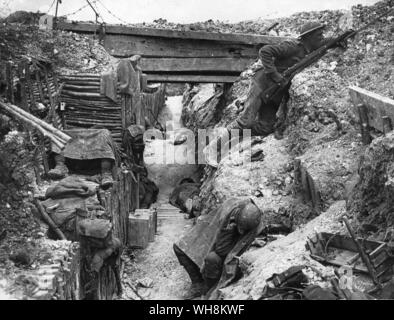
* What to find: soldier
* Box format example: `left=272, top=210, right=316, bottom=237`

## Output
left=173, top=198, right=262, bottom=298
left=212, top=21, right=348, bottom=147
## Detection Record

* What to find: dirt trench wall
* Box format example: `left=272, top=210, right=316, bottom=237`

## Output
left=348, top=132, right=394, bottom=240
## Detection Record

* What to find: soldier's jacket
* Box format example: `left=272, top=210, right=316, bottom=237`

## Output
left=259, top=40, right=310, bottom=76
left=256, top=38, right=337, bottom=93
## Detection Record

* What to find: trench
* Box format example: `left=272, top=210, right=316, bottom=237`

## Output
left=120, top=95, right=200, bottom=300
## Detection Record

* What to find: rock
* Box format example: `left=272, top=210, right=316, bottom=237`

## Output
left=137, top=277, right=154, bottom=288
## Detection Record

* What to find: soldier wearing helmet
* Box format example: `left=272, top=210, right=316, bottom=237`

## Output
left=226, top=21, right=341, bottom=137
left=173, top=198, right=262, bottom=299
left=201, top=199, right=261, bottom=291
left=204, top=21, right=346, bottom=155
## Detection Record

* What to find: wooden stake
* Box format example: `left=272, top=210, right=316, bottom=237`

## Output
left=357, top=104, right=372, bottom=145
left=382, top=116, right=392, bottom=135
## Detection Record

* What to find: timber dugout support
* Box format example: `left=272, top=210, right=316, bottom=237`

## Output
left=349, top=86, right=394, bottom=144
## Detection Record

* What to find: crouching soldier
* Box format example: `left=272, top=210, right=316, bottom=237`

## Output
left=173, top=198, right=262, bottom=298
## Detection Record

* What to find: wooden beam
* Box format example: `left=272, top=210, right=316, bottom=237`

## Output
left=140, top=57, right=252, bottom=73
left=146, top=74, right=239, bottom=83
left=58, top=21, right=292, bottom=45
left=103, top=34, right=260, bottom=58
left=349, top=86, right=394, bottom=133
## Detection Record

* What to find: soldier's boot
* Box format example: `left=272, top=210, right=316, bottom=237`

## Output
left=101, top=159, right=114, bottom=189
left=48, top=154, right=69, bottom=180
left=185, top=281, right=205, bottom=300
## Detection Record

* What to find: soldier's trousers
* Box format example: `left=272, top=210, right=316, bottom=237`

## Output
left=227, top=72, right=280, bottom=136
left=201, top=251, right=224, bottom=290
left=173, top=244, right=204, bottom=284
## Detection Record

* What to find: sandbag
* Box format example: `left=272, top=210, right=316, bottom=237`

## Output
left=45, top=176, right=97, bottom=199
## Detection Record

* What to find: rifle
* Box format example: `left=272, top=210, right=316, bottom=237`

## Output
left=263, top=8, right=394, bottom=103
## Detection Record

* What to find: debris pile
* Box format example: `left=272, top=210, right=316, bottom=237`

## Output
left=0, top=22, right=116, bottom=75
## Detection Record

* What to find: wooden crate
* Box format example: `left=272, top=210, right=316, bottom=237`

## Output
left=128, top=213, right=150, bottom=249
left=134, top=209, right=156, bottom=242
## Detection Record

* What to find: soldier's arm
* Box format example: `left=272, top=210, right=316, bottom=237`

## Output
left=258, top=41, right=300, bottom=82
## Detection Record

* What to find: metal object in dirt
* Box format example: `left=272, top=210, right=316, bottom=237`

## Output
left=306, top=232, right=394, bottom=284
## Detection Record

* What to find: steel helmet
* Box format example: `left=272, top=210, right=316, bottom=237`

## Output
left=299, top=21, right=326, bottom=38
left=237, top=202, right=261, bottom=234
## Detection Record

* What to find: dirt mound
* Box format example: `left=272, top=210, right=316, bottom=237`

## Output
left=0, top=23, right=116, bottom=74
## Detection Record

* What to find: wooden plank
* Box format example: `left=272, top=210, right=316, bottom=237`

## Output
left=104, top=34, right=260, bottom=58
left=140, top=57, right=252, bottom=73
left=58, top=21, right=292, bottom=45
left=146, top=74, right=239, bottom=83
left=349, top=86, right=394, bottom=133
left=63, top=84, right=101, bottom=92
left=35, top=70, right=46, bottom=103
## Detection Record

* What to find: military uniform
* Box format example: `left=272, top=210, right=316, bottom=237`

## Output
left=228, top=40, right=311, bottom=135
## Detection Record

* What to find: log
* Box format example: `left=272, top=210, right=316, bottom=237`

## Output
left=34, top=199, right=67, bottom=240
left=63, top=85, right=101, bottom=92
left=65, top=120, right=120, bottom=127
left=60, top=81, right=102, bottom=86
left=60, top=73, right=100, bottom=78
left=2, top=106, right=64, bottom=149
left=59, top=75, right=100, bottom=81
left=0, top=100, right=71, bottom=143
left=62, top=90, right=109, bottom=99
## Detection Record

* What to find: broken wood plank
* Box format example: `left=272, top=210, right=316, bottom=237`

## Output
left=140, top=57, right=252, bottom=73
left=349, top=86, right=394, bottom=133
left=146, top=74, right=239, bottom=83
